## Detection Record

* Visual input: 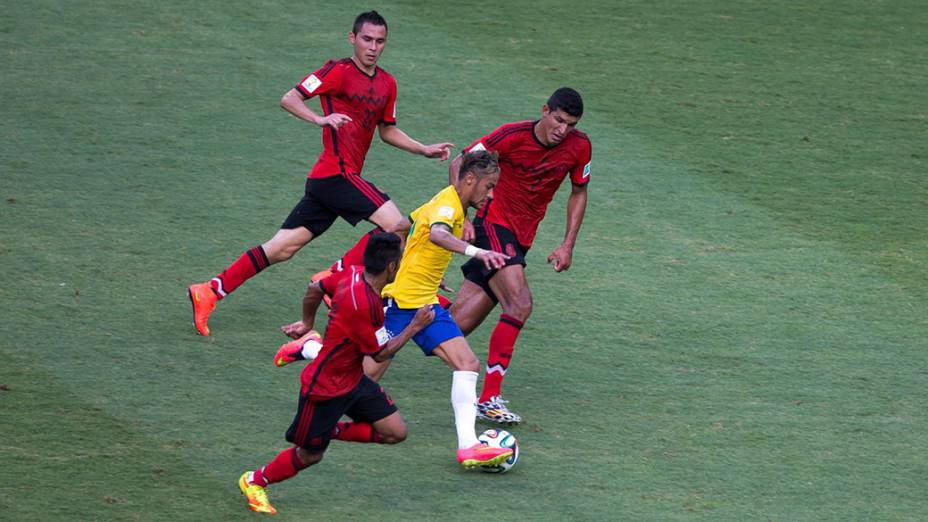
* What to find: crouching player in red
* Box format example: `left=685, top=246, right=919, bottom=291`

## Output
left=238, top=233, right=433, bottom=515
left=277, top=151, right=513, bottom=469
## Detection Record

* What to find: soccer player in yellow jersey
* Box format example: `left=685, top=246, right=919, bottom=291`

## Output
left=384, top=150, right=513, bottom=466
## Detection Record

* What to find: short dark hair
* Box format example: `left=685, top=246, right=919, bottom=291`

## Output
left=547, top=87, right=583, bottom=118
left=353, top=10, right=388, bottom=34
left=458, top=150, right=500, bottom=180
left=363, top=232, right=401, bottom=275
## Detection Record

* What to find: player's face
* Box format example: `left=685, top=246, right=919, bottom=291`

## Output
left=468, top=172, right=499, bottom=210
left=538, top=106, right=580, bottom=146
left=348, top=23, right=388, bottom=69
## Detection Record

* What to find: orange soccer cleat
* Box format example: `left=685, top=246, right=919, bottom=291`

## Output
left=187, top=283, right=218, bottom=336
left=456, top=443, right=513, bottom=469
left=274, top=330, right=323, bottom=367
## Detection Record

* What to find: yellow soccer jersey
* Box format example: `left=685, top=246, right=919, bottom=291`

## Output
left=383, top=185, right=464, bottom=308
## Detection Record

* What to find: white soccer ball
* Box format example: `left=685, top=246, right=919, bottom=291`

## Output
left=477, top=428, right=519, bottom=473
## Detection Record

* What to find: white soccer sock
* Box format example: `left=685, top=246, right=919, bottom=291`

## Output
left=301, top=338, right=322, bottom=361
left=451, top=370, right=480, bottom=449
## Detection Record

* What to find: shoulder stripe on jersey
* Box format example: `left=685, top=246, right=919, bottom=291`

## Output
left=316, top=60, right=338, bottom=79
left=485, top=122, right=534, bottom=147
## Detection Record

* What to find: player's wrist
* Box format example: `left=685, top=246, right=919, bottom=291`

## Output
left=464, top=245, right=484, bottom=257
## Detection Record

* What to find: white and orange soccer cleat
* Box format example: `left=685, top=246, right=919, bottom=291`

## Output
left=274, top=330, right=323, bottom=367
left=187, top=283, right=218, bottom=336
left=456, top=443, right=513, bottom=469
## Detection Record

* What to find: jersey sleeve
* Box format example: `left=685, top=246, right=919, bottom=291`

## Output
left=423, top=196, right=462, bottom=231
left=295, top=60, right=344, bottom=99
left=570, top=139, right=592, bottom=186
left=379, top=76, right=397, bottom=125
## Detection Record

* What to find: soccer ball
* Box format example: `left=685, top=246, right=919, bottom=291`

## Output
left=477, top=429, right=519, bottom=473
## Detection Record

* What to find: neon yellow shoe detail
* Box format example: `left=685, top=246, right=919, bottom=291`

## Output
left=238, top=472, right=277, bottom=515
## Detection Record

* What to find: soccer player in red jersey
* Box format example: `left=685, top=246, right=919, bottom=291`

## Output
left=449, top=87, right=592, bottom=424
left=238, top=233, right=434, bottom=515
left=187, top=10, right=453, bottom=336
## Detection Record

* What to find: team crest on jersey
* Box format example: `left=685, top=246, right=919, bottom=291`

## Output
left=301, top=74, right=322, bottom=93
left=438, top=206, right=455, bottom=219
left=375, top=326, right=390, bottom=346
left=582, top=161, right=591, bottom=179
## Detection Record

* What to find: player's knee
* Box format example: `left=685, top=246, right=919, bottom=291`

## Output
left=381, top=426, right=407, bottom=444
left=458, top=354, right=480, bottom=373
left=502, top=297, right=532, bottom=322
left=295, top=447, right=324, bottom=468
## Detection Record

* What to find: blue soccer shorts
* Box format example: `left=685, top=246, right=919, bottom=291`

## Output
left=384, top=300, right=462, bottom=355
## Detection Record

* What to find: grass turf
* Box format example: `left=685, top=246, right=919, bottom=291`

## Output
left=2, top=1, right=926, bottom=520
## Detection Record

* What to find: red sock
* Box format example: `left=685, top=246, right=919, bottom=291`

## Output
left=331, top=421, right=383, bottom=443
left=329, top=228, right=384, bottom=272
left=209, top=245, right=270, bottom=299
left=254, top=447, right=308, bottom=486
left=479, top=314, right=524, bottom=402
left=437, top=294, right=452, bottom=309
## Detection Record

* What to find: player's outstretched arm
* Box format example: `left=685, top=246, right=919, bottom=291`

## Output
left=429, top=224, right=508, bottom=270
left=280, top=88, right=352, bottom=129
left=372, top=306, right=435, bottom=361
left=547, top=183, right=588, bottom=272
left=378, top=124, right=454, bottom=160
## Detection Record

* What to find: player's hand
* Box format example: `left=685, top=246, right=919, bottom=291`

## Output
left=411, top=305, right=436, bottom=331
left=439, top=277, right=455, bottom=294
left=281, top=320, right=312, bottom=339
left=477, top=249, right=509, bottom=270
left=462, top=217, right=476, bottom=243
left=318, top=113, right=352, bottom=129
left=547, top=243, right=574, bottom=272
left=423, top=142, right=455, bottom=161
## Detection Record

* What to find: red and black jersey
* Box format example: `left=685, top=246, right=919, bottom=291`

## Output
left=295, top=58, right=398, bottom=179
left=300, top=266, right=389, bottom=400
left=463, top=121, right=592, bottom=248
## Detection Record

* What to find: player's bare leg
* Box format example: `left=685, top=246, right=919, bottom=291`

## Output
left=433, top=338, right=513, bottom=468
left=261, top=226, right=315, bottom=263
left=448, top=280, right=497, bottom=336
left=371, top=411, right=407, bottom=444
left=368, top=200, right=410, bottom=235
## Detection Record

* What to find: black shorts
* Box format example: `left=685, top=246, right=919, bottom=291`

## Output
left=281, top=175, right=390, bottom=237
left=285, top=375, right=397, bottom=453
left=460, top=218, right=529, bottom=303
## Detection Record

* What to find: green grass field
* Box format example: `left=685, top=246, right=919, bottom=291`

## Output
left=2, top=1, right=927, bottom=520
